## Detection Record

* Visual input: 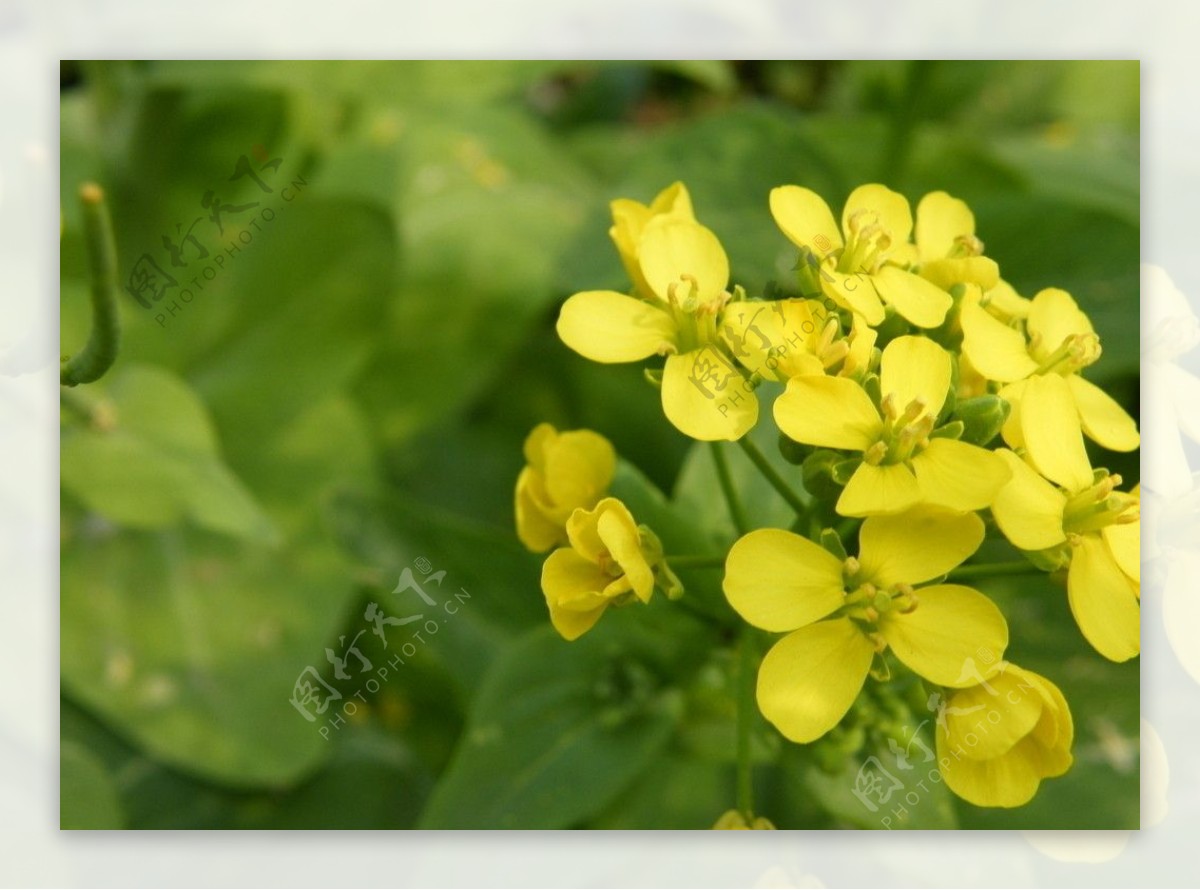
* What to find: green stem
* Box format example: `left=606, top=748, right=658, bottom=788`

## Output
left=710, top=441, right=750, bottom=537
left=736, top=436, right=809, bottom=517
left=735, top=626, right=756, bottom=818
left=664, top=554, right=725, bottom=570
left=947, top=561, right=1042, bottom=581
left=62, top=183, right=120, bottom=387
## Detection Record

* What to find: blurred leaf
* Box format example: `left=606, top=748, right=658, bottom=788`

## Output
left=354, top=104, right=594, bottom=445
left=325, top=488, right=547, bottom=700
left=587, top=749, right=731, bottom=829
left=791, top=731, right=959, bottom=830
left=60, top=524, right=357, bottom=787
left=418, top=625, right=681, bottom=828
left=184, top=199, right=397, bottom=462
left=61, top=365, right=276, bottom=542
left=60, top=742, right=125, bottom=830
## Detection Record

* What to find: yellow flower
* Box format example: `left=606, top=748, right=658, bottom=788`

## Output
left=609, top=181, right=694, bottom=298
left=769, top=183, right=953, bottom=328
left=960, top=287, right=1140, bottom=462
left=541, top=497, right=655, bottom=641
left=514, top=423, right=615, bottom=553
left=990, top=449, right=1140, bottom=662
left=712, top=809, right=775, bottom=829
left=912, top=190, right=1000, bottom=292
left=557, top=216, right=759, bottom=441
left=935, top=662, right=1074, bottom=808
left=774, top=335, right=1011, bottom=516
left=719, top=298, right=878, bottom=383
left=724, top=508, right=1009, bottom=743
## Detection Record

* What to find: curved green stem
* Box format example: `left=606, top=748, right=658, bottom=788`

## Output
left=710, top=441, right=750, bottom=537
left=61, top=183, right=120, bottom=387
left=735, top=626, right=757, bottom=818
left=736, top=436, right=809, bottom=517
left=947, top=561, right=1043, bottom=581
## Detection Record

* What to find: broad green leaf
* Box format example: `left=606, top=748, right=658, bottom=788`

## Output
left=61, top=364, right=276, bottom=542
left=418, top=624, right=682, bottom=829
left=60, top=524, right=358, bottom=787
left=60, top=742, right=125, bottom=830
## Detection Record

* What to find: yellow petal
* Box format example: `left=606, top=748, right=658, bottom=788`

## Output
left=557, top=290, right=676, bottom=363
left=872, top=266, right=953, bottom=328
left=990, top=450, right=1068, bottom=551
left=597, top=504, right=654, bottom=602
left=756, top=618, right=874, bottom=744
left=879, top=584, right=1009, bottom=687
left=911, top=438, right=1012, bottom=512
left=543, top=430, right=616, bottom=510
left=639, top=218, right=730, bottom=305
left=1020, top=374, right=1093, bottom=492
left=821, top=265, right=886, bottom=325
left=723, top=529, right=846, bottom=632
left=920, top=256, right=1000, bottom=292
left=836, top=462, right=921, bottom=517
left=774, top=374, right=882, bottom=451
left=522, top=422, right=557, bottom=470
left=843, top=184, right=913, bottom=244
left=858, top=508, right=985, bottom=588
left=880, top=335, right=952, bottom=419
left=915, top=190, right=975, bottom=258
left=1027, top=288, right=1094, bottom=363
left=541, top=548, right=612, bottom=641
left=515, top=468, right=567, bottom=552
left=997, top=378, right=1029, bottom=450
left=648, top=181, right=694, bottom=217
left=609, top=199, right=653, bottom=295
left=943, top=668, right=1045, bottom=760
left=842, top=315, right=878, bottom=379
left=719, top=299, right=822, bottom=381
left=937, top=728, right=1045, bottom=808
left=1066, top=375, right=1140, bottom=452
left=661, top=348, right=758, bottom=442
left=1068, top=534, right=1140, bottom=662
left=1013, top=665, right=1074, bottom=758
left=769, top=185, right=843, bottom=253
left=984, top=279, right=1031, bottom=321
left=959, top=295, right=1038, bottom=383
left=609, top=183, right=696, bottom=298
left=1102, top=520, right=1140, bottom=584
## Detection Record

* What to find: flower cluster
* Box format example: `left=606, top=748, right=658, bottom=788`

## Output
left=516, top=182, right=1139, bottom=819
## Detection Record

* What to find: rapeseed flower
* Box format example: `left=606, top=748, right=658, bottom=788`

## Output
left=515, top=423, right=615, bottom=552
left=724, top=508, right=1008, bottom=743
left=774, top=335, right=1010, bottom=516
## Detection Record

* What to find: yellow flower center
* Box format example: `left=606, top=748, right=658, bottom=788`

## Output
left=947, top=233, right=985, bottom=259
left=839, top=208, right=894, bottom=275
left=862, top=393, right=935, bottom=466
left=665, top=273, right=728, bottom=352
left=838, top=558, right=920, bottom=629
left=1062, top=473, right=1139, bottom=534
left=1032, top=331, right=1102, bottom=375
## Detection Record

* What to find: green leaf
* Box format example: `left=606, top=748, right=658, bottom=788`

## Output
left=790, top=728, right=959, bottom=830
left=60, top=364, right=276, bottom=542
left=60, top=524, right=358, bottom=787
left=60, top=742, right=125, bottom=829
left=418, top=625, right=682, bottom=828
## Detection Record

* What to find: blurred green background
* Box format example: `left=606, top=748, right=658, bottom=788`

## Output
left=59, top=60, right=1139, bottom=829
